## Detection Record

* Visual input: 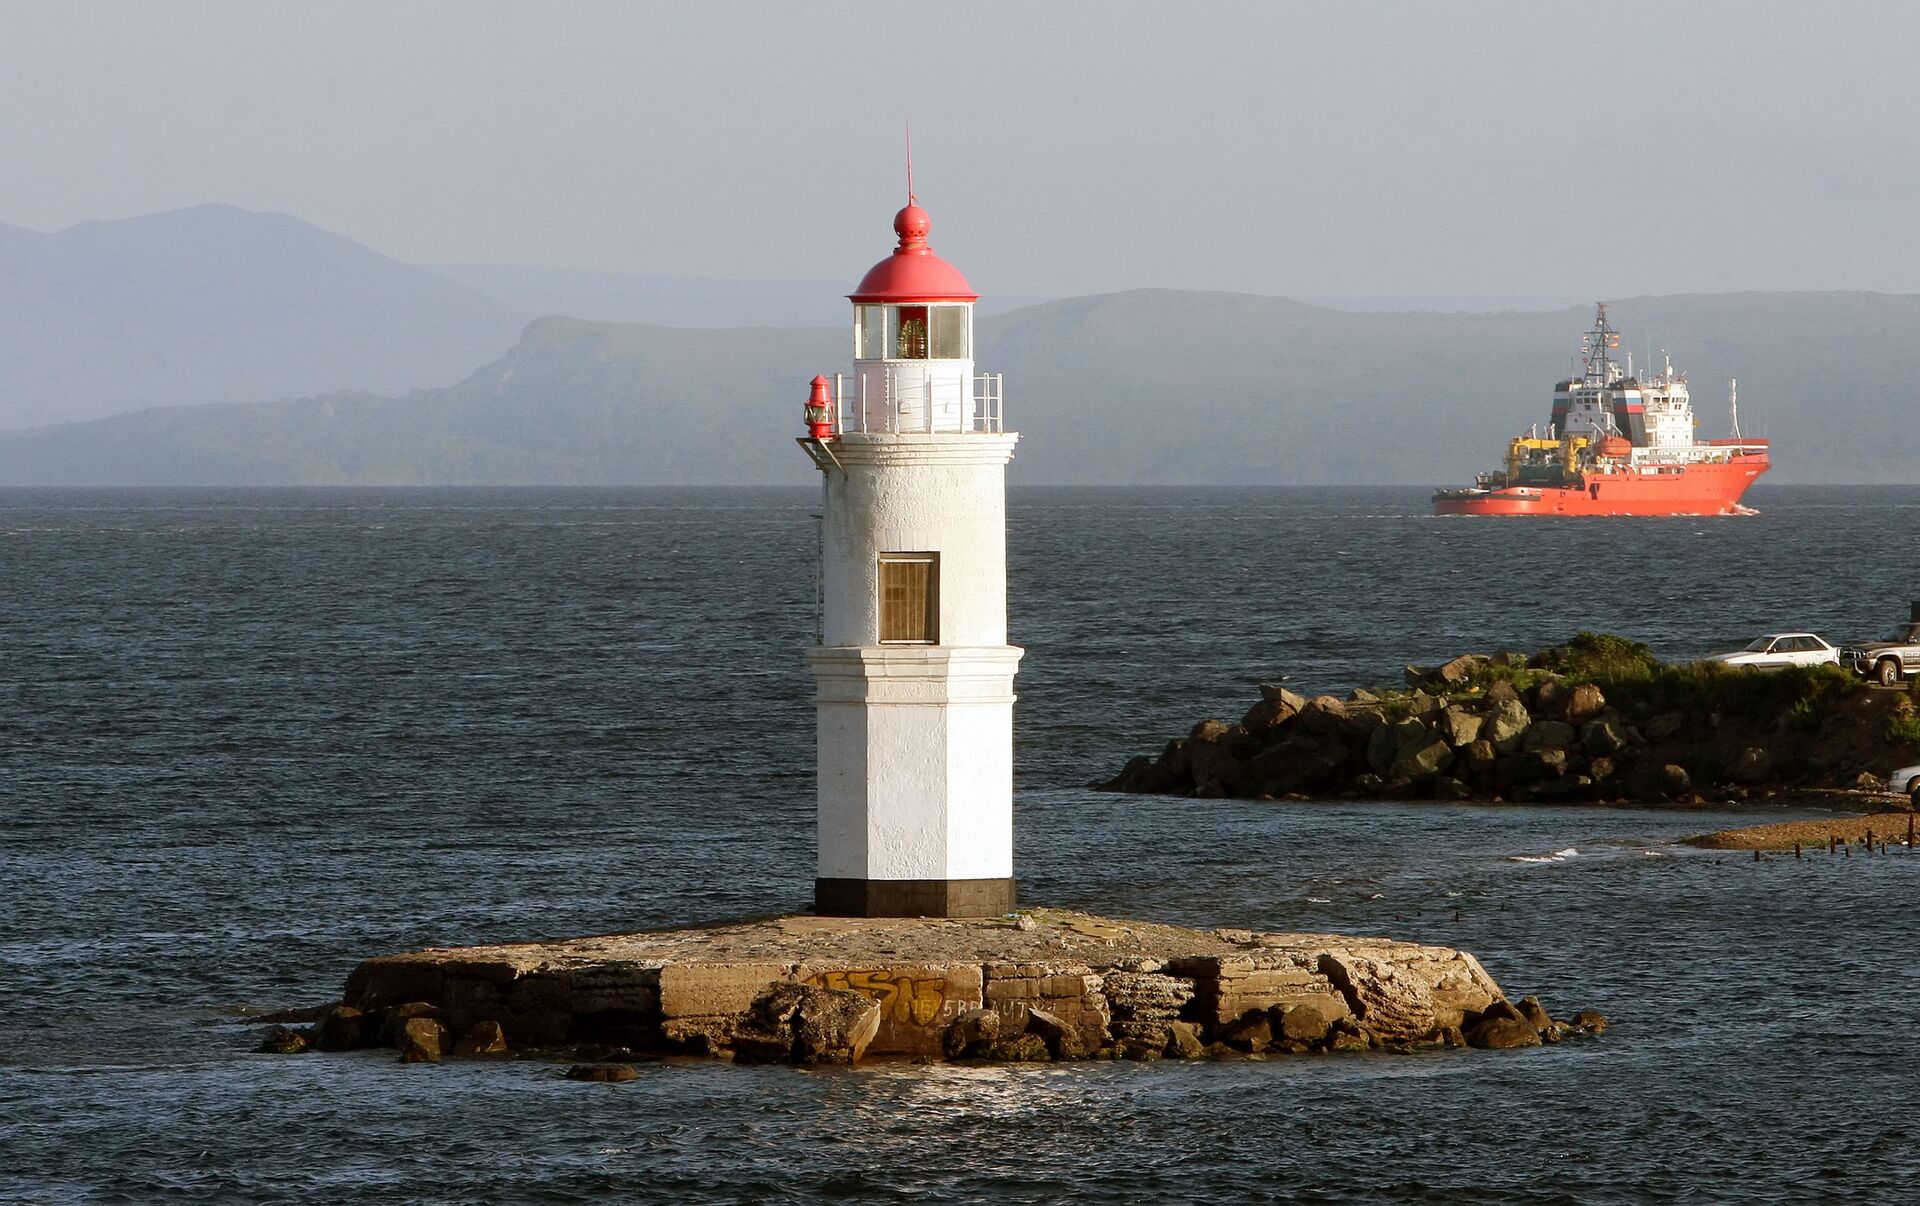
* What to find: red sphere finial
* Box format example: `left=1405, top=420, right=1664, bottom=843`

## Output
left=893, top=204, right=931, bottom=251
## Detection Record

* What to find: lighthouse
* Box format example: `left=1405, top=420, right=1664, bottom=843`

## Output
left=796, top=189, right=1021, bottom=918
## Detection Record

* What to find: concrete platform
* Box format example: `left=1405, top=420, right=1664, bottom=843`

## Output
left=341, top=908, right=1512, bottom=1061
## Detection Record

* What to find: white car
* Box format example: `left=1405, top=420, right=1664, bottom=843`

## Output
left=1706, top=632, right=1843, bottom=669
left=1890, top=764, right=1920, bottom=795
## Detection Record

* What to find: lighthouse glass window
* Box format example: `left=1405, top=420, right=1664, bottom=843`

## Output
left=855, top=306, right=886, bottom=359
left=930, top=305, right=969, bottom=358
left=878, top=553, right=939, bottom=644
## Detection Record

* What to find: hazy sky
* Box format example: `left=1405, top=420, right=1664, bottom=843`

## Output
left=6, top=0, right=1919, bottom=306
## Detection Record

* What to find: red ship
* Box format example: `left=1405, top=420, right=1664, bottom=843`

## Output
left=1434, top=305, right=1770, bottom=516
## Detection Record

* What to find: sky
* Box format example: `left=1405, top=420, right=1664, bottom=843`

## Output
left=5, top=0, right=1919, bottom=307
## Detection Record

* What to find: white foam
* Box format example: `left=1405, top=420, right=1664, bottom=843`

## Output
left=1509, top=847, right=1579, bottom=864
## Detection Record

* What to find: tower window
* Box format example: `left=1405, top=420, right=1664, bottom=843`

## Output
left=878, top=552, right=939, bottom=643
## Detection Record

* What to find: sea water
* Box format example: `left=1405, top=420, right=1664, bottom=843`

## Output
left=2, top=485, right=1917, bottom=1202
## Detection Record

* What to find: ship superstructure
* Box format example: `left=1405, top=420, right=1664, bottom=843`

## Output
left=1434, top=304, right=1771, bottom=516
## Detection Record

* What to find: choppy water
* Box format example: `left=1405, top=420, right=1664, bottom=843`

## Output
left=3, top=485, right=1918, bottom=1203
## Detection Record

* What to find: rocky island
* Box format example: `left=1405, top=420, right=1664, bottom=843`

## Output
left=1097, top=634, right=1920, bottom=807
left=255, top=909, right=1602, bottom=1071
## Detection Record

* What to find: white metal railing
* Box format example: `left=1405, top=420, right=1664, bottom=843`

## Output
left=829, top=371, right=1004, bottom=435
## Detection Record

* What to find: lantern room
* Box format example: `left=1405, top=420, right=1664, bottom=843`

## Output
left=831, top=202, right=999, bottom=435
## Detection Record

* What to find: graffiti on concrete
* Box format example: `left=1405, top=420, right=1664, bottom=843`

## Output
left=809, top=970, right=950, bottom=1026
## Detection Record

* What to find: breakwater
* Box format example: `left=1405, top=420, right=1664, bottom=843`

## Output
left=1099, top=634, right=1920, bottom=806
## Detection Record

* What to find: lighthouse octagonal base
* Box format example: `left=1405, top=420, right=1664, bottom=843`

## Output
left=806, top=644, right=1023, bottom=919
left=814, top=876, right=1016, bottom=919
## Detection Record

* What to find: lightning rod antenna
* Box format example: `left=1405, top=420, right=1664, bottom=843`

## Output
left=905, top=119, right=915, bottom=206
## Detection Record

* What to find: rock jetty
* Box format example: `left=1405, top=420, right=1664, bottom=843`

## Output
left=1098, top=633, right=1920, bottom=806
left=258, top=909, right=1601, bottom=1068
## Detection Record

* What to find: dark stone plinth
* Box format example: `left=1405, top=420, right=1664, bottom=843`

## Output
left=814, top=877, right=1017, bottom=918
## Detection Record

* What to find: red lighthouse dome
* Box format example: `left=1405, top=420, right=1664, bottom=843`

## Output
left=849, top=203, right=977, bottom=303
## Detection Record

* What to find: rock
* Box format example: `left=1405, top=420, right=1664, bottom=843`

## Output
left=1732, top=747, right=1773, bottom=785
left=1659, top=763, right=1692, bottom=795
left=1496, top=749, right=1566, bottom=788
left=1271, top=995, right=1352, bottom=1045
left=1532, top=678, right=1571, bottom=720
left=1347, top=688, right=1380, bottom=705
left=1368, top=717, right=1426, bottom=775
left=1569, top=1009, right=1609, bottom=1035
left=1217, top=1012, right=1273, bottom=1053
left=453, top=1020, right=508, bottom=1056
left=1296, top=695, right=1349, bottom=734
left=1099, top=754, right=1156, bottom=792
left=1342, top=707, right=1386, bottom=739
left=1580, top=718, right=1626, bottom=757
left=1407, top=690, right=1443, bottom=717
left=255, top=1025, right=310, bottom=1055
left=1190, top=718, right=1233, bottom=743
left=1517, top=996, right=1553, bottom=1031
left=943, top=1007, right=1001, bottom=1059
left=566, top=1063, right=639, bottom=1082
left=1327, top=1029, right=1370, bottom=1053
left=1187, top=734, right=1248, bottom=796
left=1521, top=720, right=1577, bottom=753
left=1463, top=739, right=1498, bottom=774
left=1248, top=733, right=1349, bottom=795
left=1482, top=699, right=1532, bottom=751
left=376, top=1002, right=444, bottom=1047
left=1438, top=706, right=1484, bottom=747
left=1378, top=776, right=1415, bottom=799
left=1645, top=711, right=1686, bottom=741
left=312, top=1006, right=365, bottom=1052
left=1466, top=1016, right=1543, bottom=1049
left=398, top=1016, right=446, bottom=1064
left=984, top=1032, right=1051, bottom=1062
left=1388, top=733, right=1455, bottom=782
left=1529, top=773, right=1594, bottom=801
left=1854, top=770, right=1889, bottom=791
left=1023, top=1007, right=1087, bottom=1060
left=1105, top=971, right=1193, bottom=1060
left=1484, top=678, right=1522, bottom=707
left=1430, top=775, right=1473, bottom=801
left=1353, top=772, right=1386, bottom=796
left=1433, top=654, right=1487, bottom=686
left=1163, top=1021, right=1205, bottom=1059
left=1242, top=693, right=1302, bottom=734
left=736, top=982, right=883, bottom=1066
left=1319, top=952, right=1437, bottom=1042
left=1403, top=664, right=1431, bottom=688
left=1587, top=755, right=1617, bottom=782
left=1259, top=684, right=1308, bottom=710
left=1565, top=683, right=1607, bottom=724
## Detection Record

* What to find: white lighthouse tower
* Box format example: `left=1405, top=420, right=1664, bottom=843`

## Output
left=796, top=188, right=1021, bottom=918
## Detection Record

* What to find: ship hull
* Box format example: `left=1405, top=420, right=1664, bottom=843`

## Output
left=1433, top=456, right=1768, bottom=516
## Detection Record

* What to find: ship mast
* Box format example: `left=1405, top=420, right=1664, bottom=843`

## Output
left=1728, top=377, right=1741, bottom=438
left=1579, top=302, right=1622, bottom=386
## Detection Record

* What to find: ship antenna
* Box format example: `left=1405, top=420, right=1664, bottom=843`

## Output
left=1729, top=377, right=1741, bottom=438
left=1584, top=302, right=1620, bottom=385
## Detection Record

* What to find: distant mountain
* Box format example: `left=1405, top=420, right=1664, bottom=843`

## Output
left=430, top=261, right=1051, bottom=327
left=0, top=290, right=1913, bottom=485
left=0, top=204, right=528, bottom=429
